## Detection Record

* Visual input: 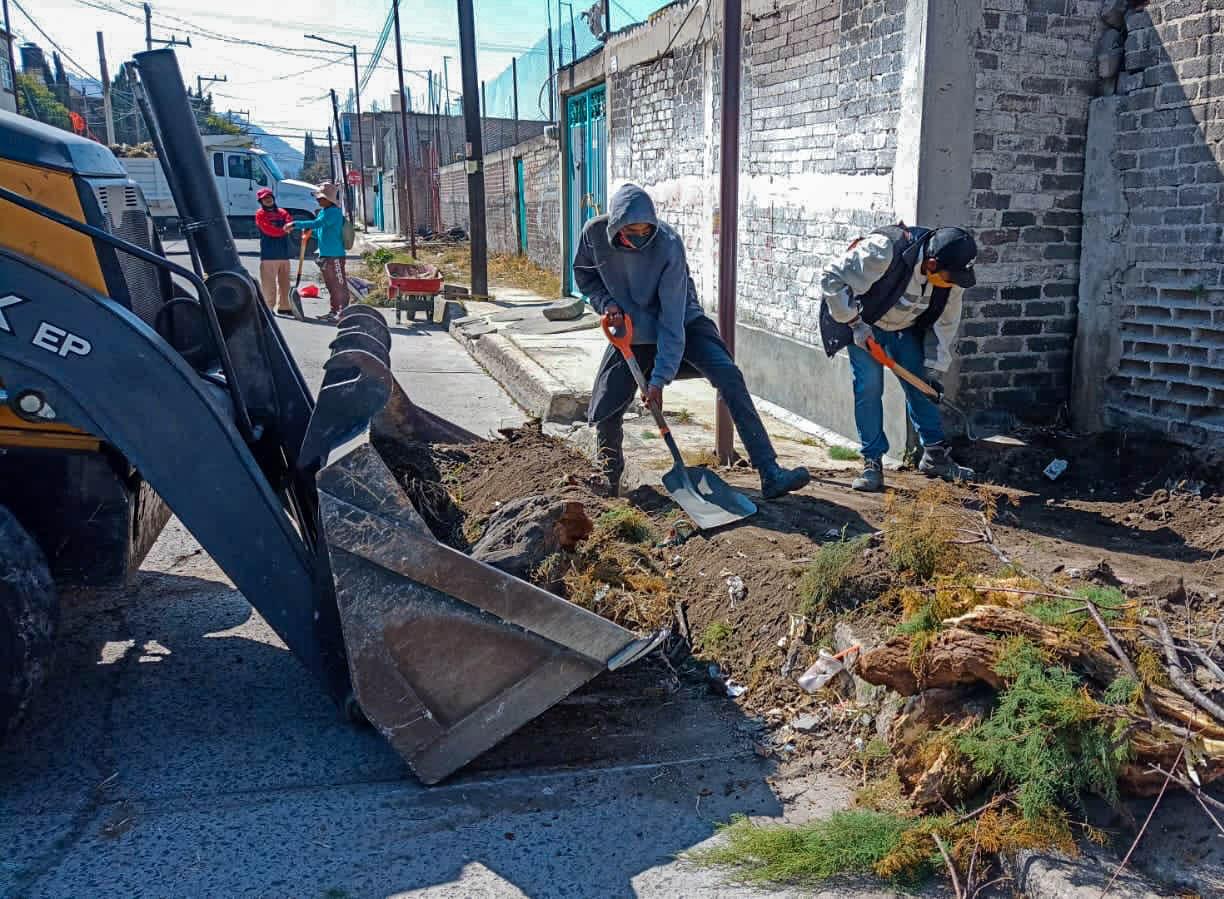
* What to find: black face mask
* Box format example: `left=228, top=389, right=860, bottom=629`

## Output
left=622, top=228, right=654, bottom=250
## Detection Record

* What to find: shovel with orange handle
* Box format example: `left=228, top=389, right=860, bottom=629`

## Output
left=602, top=312, right=757, bottom=530
left=864, top=336, right=1016, bottom=442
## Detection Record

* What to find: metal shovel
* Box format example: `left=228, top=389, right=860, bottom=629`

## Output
left=286, top=229, right=310, bottom=322
left=865, top=336, right=1018, bottom=442
left=602, top=313, right=757, bottom=530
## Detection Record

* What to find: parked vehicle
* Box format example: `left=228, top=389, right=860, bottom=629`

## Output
left=119, top=135, right=318, bottom=237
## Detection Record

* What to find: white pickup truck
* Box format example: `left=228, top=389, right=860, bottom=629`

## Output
left=120, top=137, right=319, bottom=238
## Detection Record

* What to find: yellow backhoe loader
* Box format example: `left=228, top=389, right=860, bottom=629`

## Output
left=0, top=50, right=663, bottom=783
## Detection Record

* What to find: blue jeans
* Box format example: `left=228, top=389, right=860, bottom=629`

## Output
left=848, top=326, right=945, bottom=460
left=589, top=316, right=777, bottom=470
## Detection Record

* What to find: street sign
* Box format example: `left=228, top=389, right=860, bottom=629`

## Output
left=347, top=170, right=363, bottom=186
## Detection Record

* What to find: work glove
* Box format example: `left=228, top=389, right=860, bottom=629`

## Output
left=927, top=378, right=945, bottom=402
left=850, top=317, right=873, bottom=350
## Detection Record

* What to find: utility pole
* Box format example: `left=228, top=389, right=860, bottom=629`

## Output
left=326, top=126, right=336, bottom=182
left=306, top=34, right=366, bottom=228
left=197, top=73, right=226, bottom=99
left=442, top=56, right=454, bottom=164
left=143, top=4, right=191, bottom=53
left=456, top=0, right=487, bottom=298
left=2, top=0, right=18, bottom=114
left=329, top=89, right=353, bottom=219
left=715, top=0, right=743, bottom=465
left=391, top=0, right=417, bottom=253
left=562, top=1, right=577, bottom=64
left=96, top=32, right=116, bottom=146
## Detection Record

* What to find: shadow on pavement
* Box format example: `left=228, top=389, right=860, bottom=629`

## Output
left=1, top=565, right=783, bottom=898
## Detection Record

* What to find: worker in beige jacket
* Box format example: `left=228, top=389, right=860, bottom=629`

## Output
left=818, top=225, right=977, bottom=492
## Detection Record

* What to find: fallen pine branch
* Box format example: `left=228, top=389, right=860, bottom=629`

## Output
left=932, top=832, right=964, bottom=899
left=1084, top=601, right=1160, bottom=725
left=1144, top=616, right=1224, bottom=726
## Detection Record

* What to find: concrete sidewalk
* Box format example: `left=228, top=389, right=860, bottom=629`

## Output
left=450, top=292, right=864, bottom=486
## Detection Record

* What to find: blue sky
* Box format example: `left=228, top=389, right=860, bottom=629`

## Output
left=12, top=0, right=666, bottom=150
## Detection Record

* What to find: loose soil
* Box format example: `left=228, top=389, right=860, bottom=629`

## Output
left=379, top=422, right=1224, bottom=782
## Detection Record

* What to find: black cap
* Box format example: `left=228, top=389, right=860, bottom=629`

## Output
left=926, top=227, right=978, bottom=288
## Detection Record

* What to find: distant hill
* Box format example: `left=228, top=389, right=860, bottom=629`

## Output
left=246, top=124, right=303, bottom=178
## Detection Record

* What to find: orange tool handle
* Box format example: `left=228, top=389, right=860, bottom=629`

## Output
left=865, top=336, right=940, bottom=400
left=600, top=310, right=635, bottom=357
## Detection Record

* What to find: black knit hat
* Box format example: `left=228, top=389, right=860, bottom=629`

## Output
left=926, top=228, right=978, bottom=288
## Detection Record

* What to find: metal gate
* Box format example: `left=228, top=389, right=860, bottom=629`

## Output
left=564, top=83, right=606, bottom=295
left=515, top=157, right=528, bottom=254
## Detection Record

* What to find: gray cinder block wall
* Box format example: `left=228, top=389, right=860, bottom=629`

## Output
left=1074, top=0, right=1224, bottom=446
left=439, top=132, right=562, bottom=273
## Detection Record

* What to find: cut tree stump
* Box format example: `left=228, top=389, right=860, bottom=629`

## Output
left=470, top=494, right=592, bottom=581
left=857, top=628, right=1004, bottom=696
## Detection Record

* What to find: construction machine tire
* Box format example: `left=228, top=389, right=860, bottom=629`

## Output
left=0, top=506, right=58, bottom=739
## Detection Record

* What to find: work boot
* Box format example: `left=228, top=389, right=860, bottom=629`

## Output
left=759, top=461, right=811, bottom=500
left=919, top=442, right=974, bottom=483
left=852, top=458, right=884, bottom=492
left=590, top=448, right=624, bottom=498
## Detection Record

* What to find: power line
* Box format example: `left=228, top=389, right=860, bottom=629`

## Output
left=12, top=0, right=99, bottom=80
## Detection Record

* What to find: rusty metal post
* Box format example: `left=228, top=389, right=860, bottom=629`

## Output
left=715, top=0, right=743, bottom=465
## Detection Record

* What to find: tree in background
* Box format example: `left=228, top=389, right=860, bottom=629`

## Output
left=303, top=131, right=317, bottom=167
left=16, top=74, right=71, bottom=131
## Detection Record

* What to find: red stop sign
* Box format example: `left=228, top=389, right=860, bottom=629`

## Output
left=346, top=170, right=362, bottom=186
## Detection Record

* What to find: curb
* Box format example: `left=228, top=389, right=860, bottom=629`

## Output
left=1007, top=847, right=1169, bottom=899
left=451, top=325, right=586, bottom=424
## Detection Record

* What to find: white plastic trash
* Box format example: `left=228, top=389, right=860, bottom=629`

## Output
left=797, top=650, right=846, bottom=693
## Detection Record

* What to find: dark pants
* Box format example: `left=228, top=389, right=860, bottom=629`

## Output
left=588, top=316, right=776, bottom=473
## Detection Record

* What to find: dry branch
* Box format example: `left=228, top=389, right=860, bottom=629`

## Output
left=948, top=606, right=1224, bottom=739
left=1144, top=616, right=1224, bottom=726
left=1083, top=601, right=1159, bottom=724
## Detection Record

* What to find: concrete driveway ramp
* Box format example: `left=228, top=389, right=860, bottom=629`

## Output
left=305, top=308, right=666, bottom=784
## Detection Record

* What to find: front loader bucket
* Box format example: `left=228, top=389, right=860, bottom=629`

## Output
left=302, top=308, right=666, bottom=783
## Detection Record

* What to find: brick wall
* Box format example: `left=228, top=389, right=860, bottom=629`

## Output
left=1103, top=0, right=1224, bottom=443
left=959, top=0, right=1099, bottom=415
left=438, top=132, right=562, bottom=273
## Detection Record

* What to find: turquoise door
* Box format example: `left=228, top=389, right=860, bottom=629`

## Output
left=564, top=83, right=607, bottom=295
left=373, top=172, right=384, bottom=230
left=514, top=157, right=528, bottom=254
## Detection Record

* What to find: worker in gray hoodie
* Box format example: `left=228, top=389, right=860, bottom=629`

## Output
left=575, top=183, right=810, bottom=500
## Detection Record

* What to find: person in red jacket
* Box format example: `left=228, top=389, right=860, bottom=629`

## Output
left=255, top=187, right=294, bottom=314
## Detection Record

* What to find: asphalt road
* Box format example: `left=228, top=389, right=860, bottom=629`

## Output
left=0, top=244, right=881, bottom=899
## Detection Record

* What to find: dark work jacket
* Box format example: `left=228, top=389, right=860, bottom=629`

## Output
left=819, top=225, right=951, bottom=358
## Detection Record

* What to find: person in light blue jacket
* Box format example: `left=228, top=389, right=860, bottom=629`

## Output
left=286, top=181, right=347, bottom=320
left=576, top=182, right=810, bottom=501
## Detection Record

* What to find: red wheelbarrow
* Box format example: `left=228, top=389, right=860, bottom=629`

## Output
left=385, top=262, right=444, bottom=325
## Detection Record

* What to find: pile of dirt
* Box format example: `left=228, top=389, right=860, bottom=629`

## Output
left=955, top=429, right=1220, bottom=500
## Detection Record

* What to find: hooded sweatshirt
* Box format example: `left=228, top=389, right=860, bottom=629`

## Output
left=254, top=189, right=294, bottom=261
left=572, top=184, right=706, bottom=388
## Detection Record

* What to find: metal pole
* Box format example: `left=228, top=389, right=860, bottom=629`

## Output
left=565, top=2, right=577, bottom=65
left=144, top=3, right=152, bottom=52
left=1, top=0, right=17, bottom=115
left=326, top=126, right=336, bottom=182
left=715, top=0, right=742, bottom=465
left=456, top=0, right=487, bottom=298
left=391, top=0, right=418, bottom=254
left=556, top=0, right=564, bottom=70
left=97, top=32, right=116, bottom=146
left=329, top=89, right=353, bottom=218
left=512, top=57, right=519, bottom=146
left=604, top=0, right=611, bottom=39
left=351, top=44, right=366, bottom=228
left=442, top=56, right=454, bottom=165
left=545, top=3, right=555, bottom=121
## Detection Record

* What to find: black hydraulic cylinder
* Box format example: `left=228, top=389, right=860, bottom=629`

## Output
left=132, top=49, right=242, bottom=275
